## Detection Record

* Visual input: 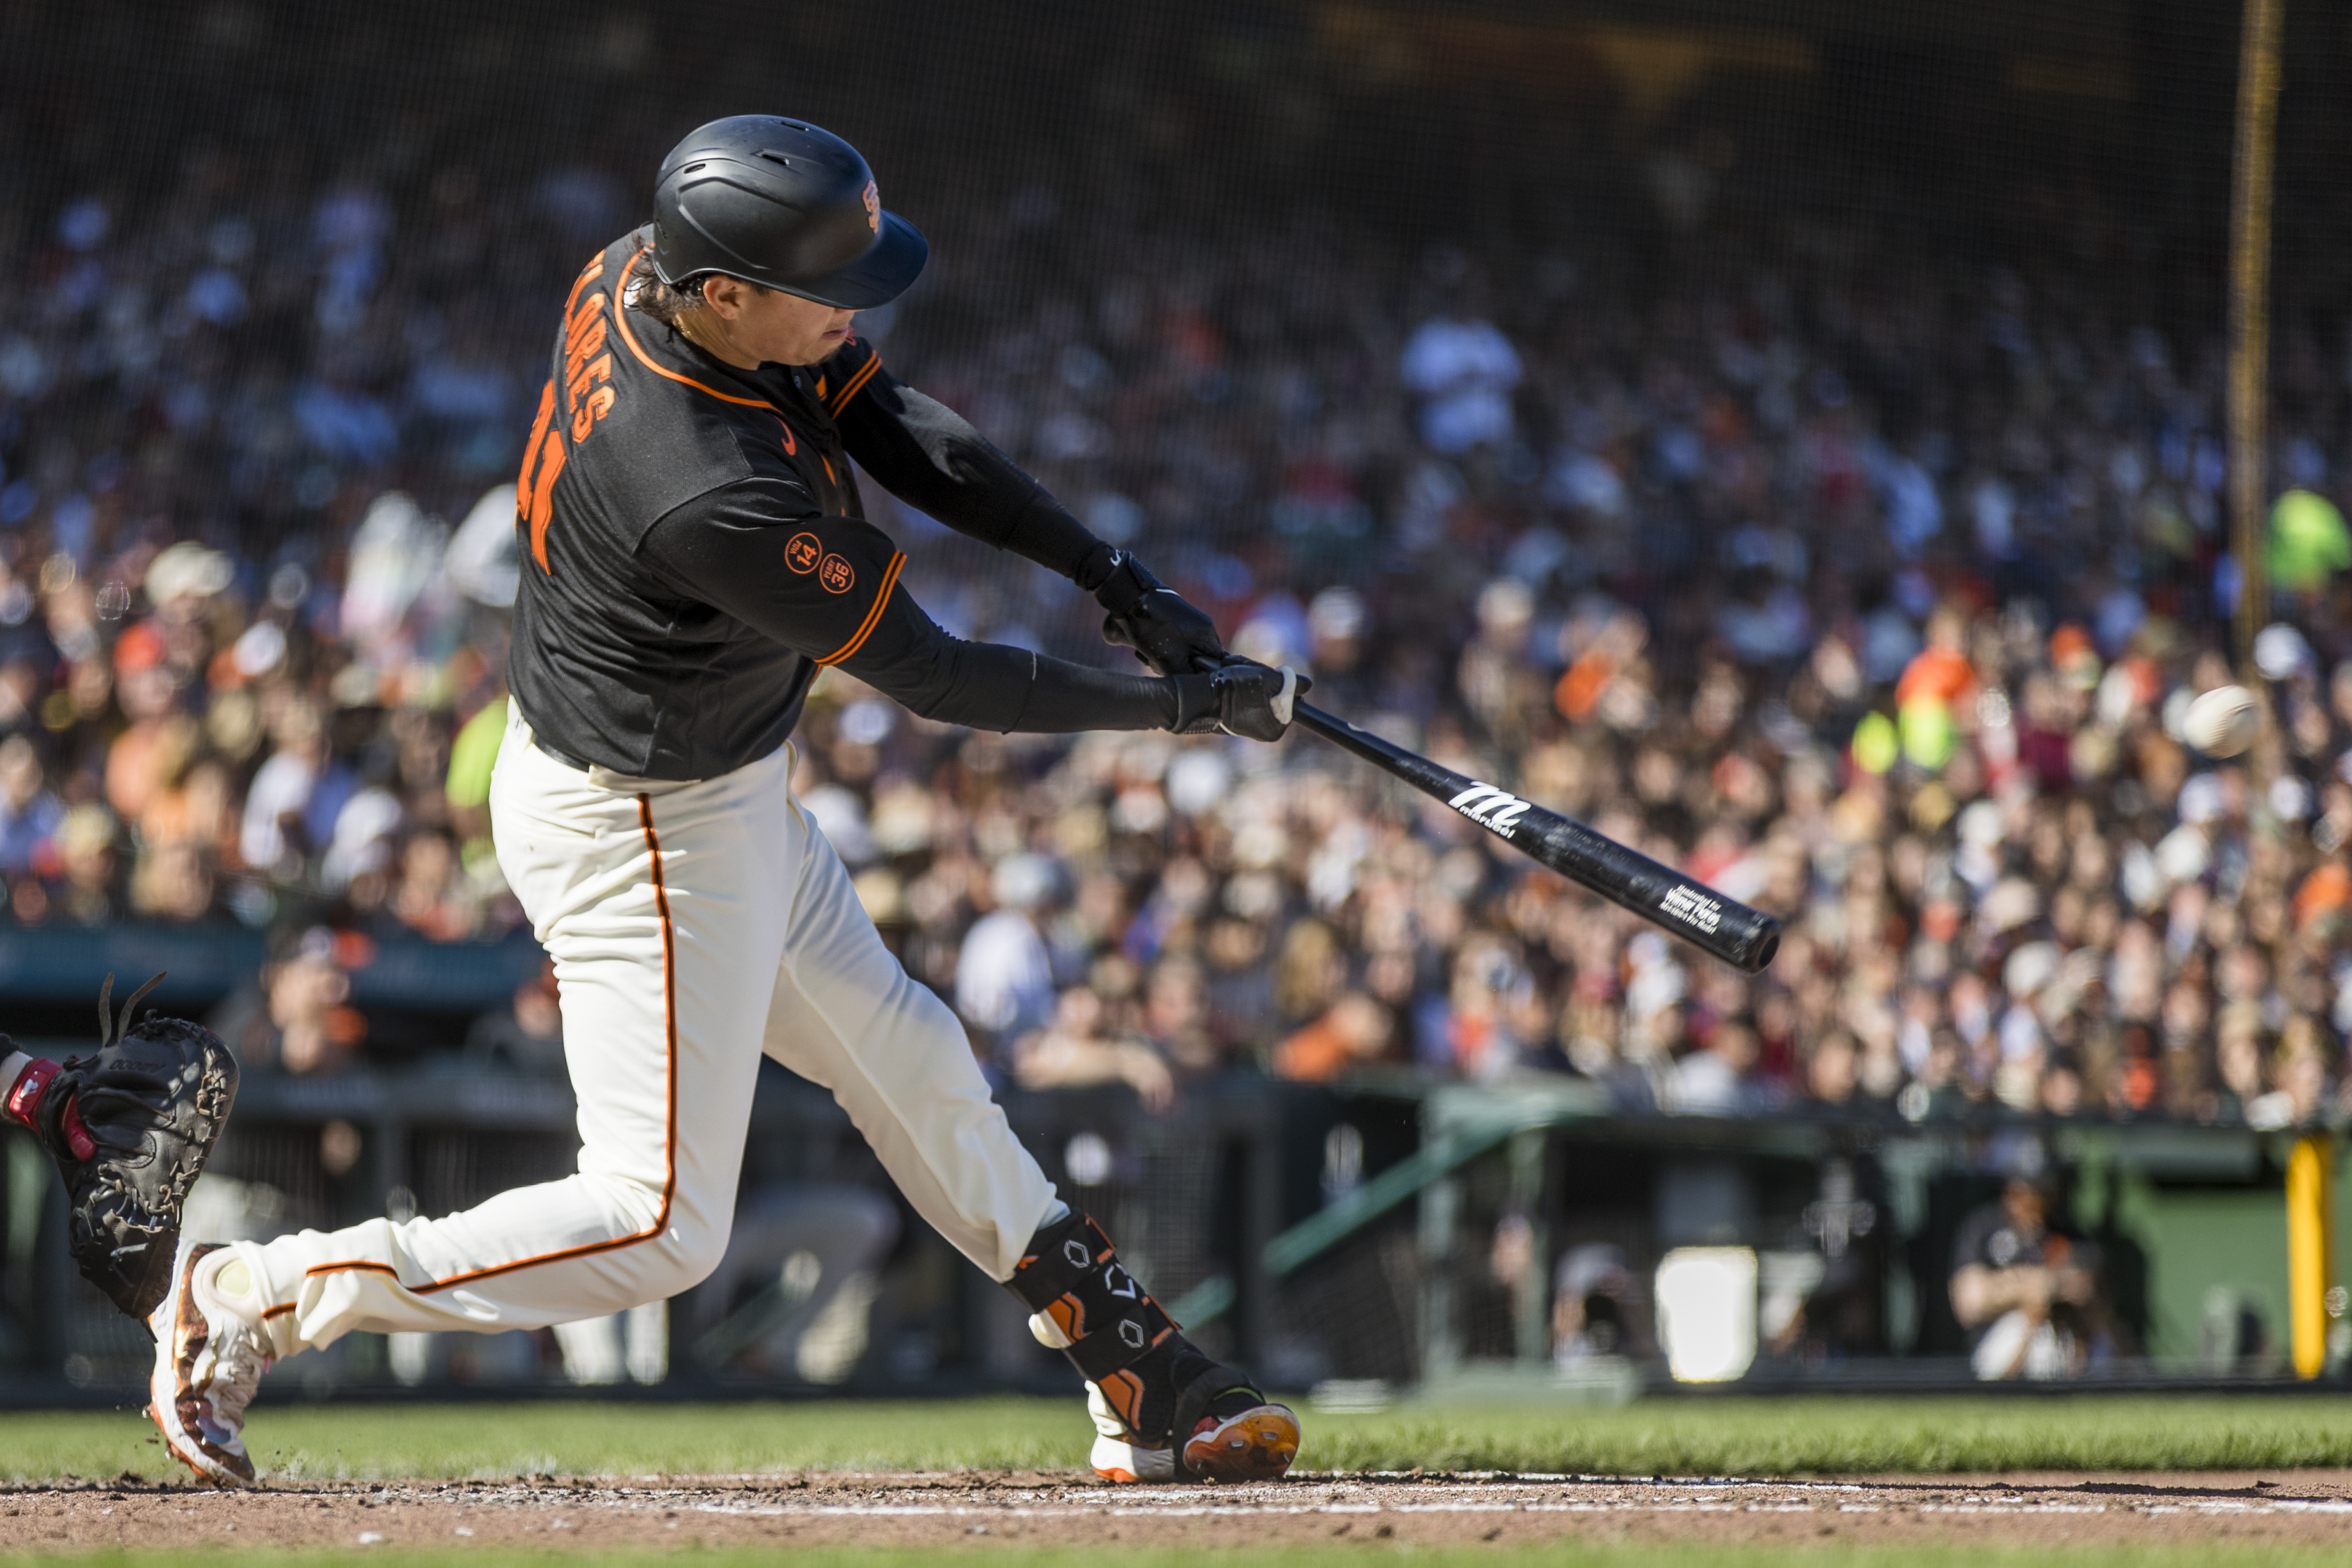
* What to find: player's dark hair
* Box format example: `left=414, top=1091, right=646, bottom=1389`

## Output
left=626, top=271, right=706, bottom=327
left=627, top=270, right=768, bottom=328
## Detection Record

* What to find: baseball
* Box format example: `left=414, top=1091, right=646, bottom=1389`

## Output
left=2182, top=684, right=2260, bottom=757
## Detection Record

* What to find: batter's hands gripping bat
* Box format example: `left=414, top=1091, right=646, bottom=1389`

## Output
left=1288, top=699, right=1780, bottom=973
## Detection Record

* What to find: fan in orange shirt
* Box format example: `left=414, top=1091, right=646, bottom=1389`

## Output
left=1895, top=604, right=1977, bottom=711
left=1272, top=993, right=1395, bottom=1083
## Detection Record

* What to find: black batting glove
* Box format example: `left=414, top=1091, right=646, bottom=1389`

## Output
left=1169, top=660, right=1308, bottom=742
left=1090, top=549, right=1227, bottom=678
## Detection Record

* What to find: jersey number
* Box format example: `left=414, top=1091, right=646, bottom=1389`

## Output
left=517, top=380, right=566, bottom=573
left=519, top=255, right=624, bottom=575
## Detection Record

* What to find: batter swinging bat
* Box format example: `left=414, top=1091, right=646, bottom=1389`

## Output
left=1289, top=699, right=1780, bottom=974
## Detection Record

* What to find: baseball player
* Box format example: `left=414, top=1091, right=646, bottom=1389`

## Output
left=145, top=116, right=1304, bottom=1488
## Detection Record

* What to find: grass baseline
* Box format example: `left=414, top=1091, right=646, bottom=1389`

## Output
left=5, top=1394, right=2352, bottom=1483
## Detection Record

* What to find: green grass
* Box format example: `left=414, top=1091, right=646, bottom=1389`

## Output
left=6, top=1550, right=2352, bottom=1568
left=0, top=1398, right=1086, bottom=1484
left=1304, top=1394, right=2352, bottom=1474
left=8, top=1394, right=2352, bottom=1484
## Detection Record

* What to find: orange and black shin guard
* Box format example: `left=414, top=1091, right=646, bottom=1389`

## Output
left=1009, top=1210, right=1185, bottom=1441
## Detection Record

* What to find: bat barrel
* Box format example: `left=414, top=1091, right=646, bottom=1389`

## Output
left=1529, top=810, right=1782, bottom=973
left=1290, top=701, right=1780, bottom=974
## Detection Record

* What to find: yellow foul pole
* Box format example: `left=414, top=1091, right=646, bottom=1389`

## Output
left=2227, top=0, right=2284, bottom=673
left=2285, top=1136, right=2332, bottom=1379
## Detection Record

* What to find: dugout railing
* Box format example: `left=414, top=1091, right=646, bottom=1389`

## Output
left=1280, top=1081, right=2348, bottom=1396
left=0, top=1065, right=2342, bottom=1403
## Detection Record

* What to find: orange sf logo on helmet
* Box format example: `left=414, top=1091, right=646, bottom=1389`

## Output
left=862, top=181, right=880, bottom=234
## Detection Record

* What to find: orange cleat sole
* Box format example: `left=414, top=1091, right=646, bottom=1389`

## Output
left=1182, top=1403, right=1300, bottom=1482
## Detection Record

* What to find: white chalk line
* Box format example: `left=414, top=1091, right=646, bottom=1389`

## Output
left=603, top=1489, right=2352, bottom=1522
left=310, top=1476, right=2352, bottom=1523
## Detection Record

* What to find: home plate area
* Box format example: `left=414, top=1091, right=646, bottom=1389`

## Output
left=9, top=1470, right=2352, bottom=1549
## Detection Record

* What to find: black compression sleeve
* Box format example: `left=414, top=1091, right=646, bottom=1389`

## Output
left=845, top=613, right=1176, bottom=734
left=981, top=647, right=1183, bottom=733
left=1001, top=491, right=1113, bottom=585
left=833, top=359, right=1103, bottom=580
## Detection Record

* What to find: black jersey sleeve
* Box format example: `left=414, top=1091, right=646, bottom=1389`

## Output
left=819, top=337, right=1106, bottom=582
left=639, top=480, right=1177, bottom=734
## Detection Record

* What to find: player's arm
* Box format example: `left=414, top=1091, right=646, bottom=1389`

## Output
left=1949, top=1262, right=2054, bottom=1328
left=823, top=340, right=1225, bottom=677
left=639, top=481, right=1294, bottom=738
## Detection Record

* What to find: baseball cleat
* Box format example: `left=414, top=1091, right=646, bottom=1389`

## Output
left=1084, top=1379, right=1177, bottom=1482
left=1181, top=1399, right=1301, bottom=1482
left=1090, top=1433, right=1177, bottom=1484
left=147, top=1240, right=269, bottom=1487
left=1077, top=1349, right=1301, bottom=1484
left=1165, top=1353, right=1299, bottom=1483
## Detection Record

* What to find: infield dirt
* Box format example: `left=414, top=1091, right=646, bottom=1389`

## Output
left=8, top=1469, right=2352, bottom=1553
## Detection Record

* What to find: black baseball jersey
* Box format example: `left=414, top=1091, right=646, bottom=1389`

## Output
left=507, top=228, right=1169, bottom=779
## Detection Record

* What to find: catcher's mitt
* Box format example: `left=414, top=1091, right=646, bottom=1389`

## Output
left=17, top=974, right=238, bottom=1320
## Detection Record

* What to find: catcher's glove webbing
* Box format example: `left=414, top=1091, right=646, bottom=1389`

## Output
left=0, top=973, right=238, bottom=1320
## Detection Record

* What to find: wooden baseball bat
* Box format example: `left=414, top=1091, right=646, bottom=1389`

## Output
left=1289, top=698, right=1780, bottom=973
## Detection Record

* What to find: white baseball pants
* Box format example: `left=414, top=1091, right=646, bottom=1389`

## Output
left=228, top=710, right=1057, bottom=1357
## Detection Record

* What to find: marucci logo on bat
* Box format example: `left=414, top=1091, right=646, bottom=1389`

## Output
left=1301, top=701, right=1778, bottom=972
left=1448, top=782, right=1531, bottom=838
left=1659, top=884, right=1724, bottom=935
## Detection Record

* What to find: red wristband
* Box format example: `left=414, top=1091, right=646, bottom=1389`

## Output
left=4, top=1056, right=56, bottom=1126
left=6, top=1059, right=96, bottom=1160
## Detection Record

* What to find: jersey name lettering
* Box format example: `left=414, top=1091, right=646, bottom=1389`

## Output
left=565, top=290, right=617, bottom=442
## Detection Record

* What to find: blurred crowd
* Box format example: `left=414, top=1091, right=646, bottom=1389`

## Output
left=6, top=122, right=2352, bottom=1127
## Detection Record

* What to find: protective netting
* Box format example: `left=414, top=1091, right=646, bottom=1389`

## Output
left=8, top=1, right=2352, bottom=1390
left=1009, top=1091, right=1229, bottom=1310
left=1269, top=1218, right=1426, bottom=1387
left=409, top=1128, right=579, bottom=1219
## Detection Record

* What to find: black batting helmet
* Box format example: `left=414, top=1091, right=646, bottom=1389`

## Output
left=650, top=116, right=928, bottom=309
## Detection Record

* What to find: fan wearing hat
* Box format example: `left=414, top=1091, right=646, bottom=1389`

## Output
left=142, top=117, right=1302, bottom=1489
